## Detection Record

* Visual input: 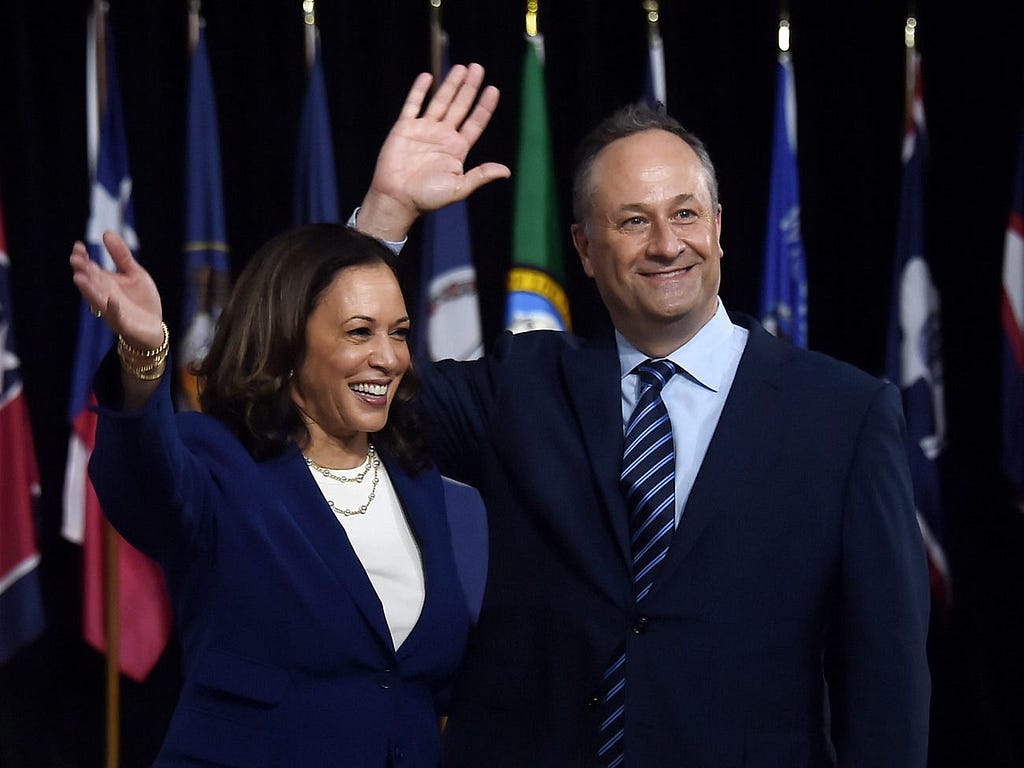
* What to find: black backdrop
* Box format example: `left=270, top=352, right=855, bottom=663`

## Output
left=2, top=0, right=1024, bottom=765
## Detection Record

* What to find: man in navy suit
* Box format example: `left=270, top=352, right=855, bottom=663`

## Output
left=356, top=64, right=930, bottom=767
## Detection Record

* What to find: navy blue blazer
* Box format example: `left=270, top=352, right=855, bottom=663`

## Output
left=423, top=313, right=930, bottom=767
left=89, top=362, right=469, bottom=768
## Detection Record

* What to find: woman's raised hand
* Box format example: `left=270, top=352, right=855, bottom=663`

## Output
left=69, top=231, right=165, bottom=350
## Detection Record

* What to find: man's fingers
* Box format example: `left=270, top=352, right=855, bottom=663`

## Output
left=459, top=85, right=501, bottom=148
left=444, top=63, right=487, bottom=128
left=422, top=64, right=469, bottom=121
left=398, top=72, right=434, bottom=119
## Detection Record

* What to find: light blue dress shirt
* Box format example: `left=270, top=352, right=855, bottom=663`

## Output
left=617, top=299, right=748, bottom=525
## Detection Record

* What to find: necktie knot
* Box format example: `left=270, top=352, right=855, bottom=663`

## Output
left=635, top=358, right=677, bottom=395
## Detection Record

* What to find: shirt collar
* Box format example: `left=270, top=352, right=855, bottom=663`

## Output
left=616, top=299, right=736, bottom=393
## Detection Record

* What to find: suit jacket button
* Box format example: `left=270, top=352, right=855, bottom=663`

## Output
left=586, top=695, right=600, bottom=710
left=633, top=616, right=649, bottom=635
left=377, top=669, right=395, bottom=689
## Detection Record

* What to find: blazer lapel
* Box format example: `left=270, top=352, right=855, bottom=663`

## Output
left=654, top=316, right=791, bottom=591
left=266, top=447, right=394, bottom=651
left=563, top=336, right=634, bottom=573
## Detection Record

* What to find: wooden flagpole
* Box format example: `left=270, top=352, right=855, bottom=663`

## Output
left=92, top=3, right=121, bottom=767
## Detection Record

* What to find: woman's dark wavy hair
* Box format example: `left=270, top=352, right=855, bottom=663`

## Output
left=195, top=223, right=428, bottom=472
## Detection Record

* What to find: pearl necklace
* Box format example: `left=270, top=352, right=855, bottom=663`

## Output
left=305, top=444, right=381, bottom=516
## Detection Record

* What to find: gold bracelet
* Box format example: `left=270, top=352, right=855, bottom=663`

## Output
left=118, top=322, right=169, bottom=381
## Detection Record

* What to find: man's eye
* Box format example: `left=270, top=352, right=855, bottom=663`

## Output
left=674, top=209, right=694, bottom=220
left=621, top=216, right=647, bottom=228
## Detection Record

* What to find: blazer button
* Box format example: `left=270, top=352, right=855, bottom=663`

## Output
left=377, top=669, right=395, bottom=689
left=633, top=616, right=649, bottom=635
left=586, top=695, right=600, bottom=710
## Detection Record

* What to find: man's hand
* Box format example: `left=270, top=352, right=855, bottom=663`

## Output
left=357, top=63, right=511, bottom=242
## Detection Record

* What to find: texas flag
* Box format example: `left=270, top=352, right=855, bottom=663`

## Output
left=63, top=11, right=171, bottom=681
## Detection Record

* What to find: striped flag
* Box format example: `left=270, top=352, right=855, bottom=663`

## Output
left=759, top=51, right=808, bottom=349
left=63, top=13, right=172, bottom=681
left=1002, top=110, right=1024, bottom=511
left=0, top=187, right=44, bottom=664
left=179, top=26, right=230, bottom=411
left=292, top=34, right=339, bottom=225
left=884, top=48, right=949, bottom=606
left=505, top=33, right=571, bottom=333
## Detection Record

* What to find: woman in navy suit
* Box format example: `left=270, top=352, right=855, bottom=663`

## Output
left=70, top=224, right=470, bottom=767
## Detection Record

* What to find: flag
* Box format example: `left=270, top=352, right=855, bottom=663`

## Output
left=420, top=24, right=488, bottom=622
left=418, top=31, right=483, bottom=361
left=505, top=34, right=571, bottom=333
left=759, top=51, right=808, bottom=349
left=63, top=13, right=172, bottom=682
left=179, top=27, right=230, bottom=411
left=643, top=15, right=666, bottom=108
left=0, top=187, right=44, bottom=664
left=884, top=49, right=949, bottom=606
left=1002, top=109, right=1024, bottom=511
left=292, top=35, right=339, bottom=225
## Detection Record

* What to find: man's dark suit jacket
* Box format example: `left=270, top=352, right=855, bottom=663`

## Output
left=88, top=363, right=470, bottom=768
left=424, top=313, right=930, bottom=767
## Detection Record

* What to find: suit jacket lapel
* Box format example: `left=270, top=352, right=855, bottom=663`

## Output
left=267, top=446, right=394, bottom=652
left=654, top=316, right=791, bottom=592
left=563, top=336, right=634, bottom=573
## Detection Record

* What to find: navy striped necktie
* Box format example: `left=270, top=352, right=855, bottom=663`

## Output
left=598, top=358, right=677, bottom=768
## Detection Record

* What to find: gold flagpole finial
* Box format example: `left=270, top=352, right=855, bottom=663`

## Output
left=187, top=0, right=201, bottom=55
left=642, top=0, right=660, bottom=26
left=526, top=0, right=539, bottom=37
left=904, top=15, right=917, bottom=49
left=429, top=0, right=443, bottom=84
left=778, top=17, right=791, bottom=53
left=303, top=0, right=316, bottom=71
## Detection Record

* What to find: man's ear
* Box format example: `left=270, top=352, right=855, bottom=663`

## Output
left=571, top=223, right=595, bottom=278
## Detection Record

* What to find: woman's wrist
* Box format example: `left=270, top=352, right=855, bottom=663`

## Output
left=118, top=322, right=169, bottom=381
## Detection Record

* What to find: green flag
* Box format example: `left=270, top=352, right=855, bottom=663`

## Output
left=505, top=34, right=571, bottom=332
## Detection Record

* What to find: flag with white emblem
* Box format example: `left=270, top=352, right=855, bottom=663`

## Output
left=884, top=47, right=949, bottom=607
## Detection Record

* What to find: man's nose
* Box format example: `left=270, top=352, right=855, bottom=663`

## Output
left=647, top=218, right=684, bottom=258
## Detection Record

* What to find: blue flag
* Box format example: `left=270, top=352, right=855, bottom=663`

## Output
left=417, top=39, right=483, bottom=362
left=643, top=19, right=666, bottom=108
left=1002, top=109, right=1024, bottom=510
left=63, top=13, right=171, bottom=681
left=420, top=28, right=488, bottom=622
left=180, top=27, right=230, bottom=411
left=292, top=36, right=339, bottom=225
left=0, top=188, right=44, bottom=664
left=759, top=52, right=808, bottom=349
left=884, top=50, right=949, bottom=606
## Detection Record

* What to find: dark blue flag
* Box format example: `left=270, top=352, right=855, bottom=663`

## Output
left=884, top=50, right=949, bottom=606
left=180, top=27, right=230, bottom=411
left=759, top=52, right=808, bottom=349
left=420, top=27, right=488, bottom=622
left=292, top=36, right=339, bottom=225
